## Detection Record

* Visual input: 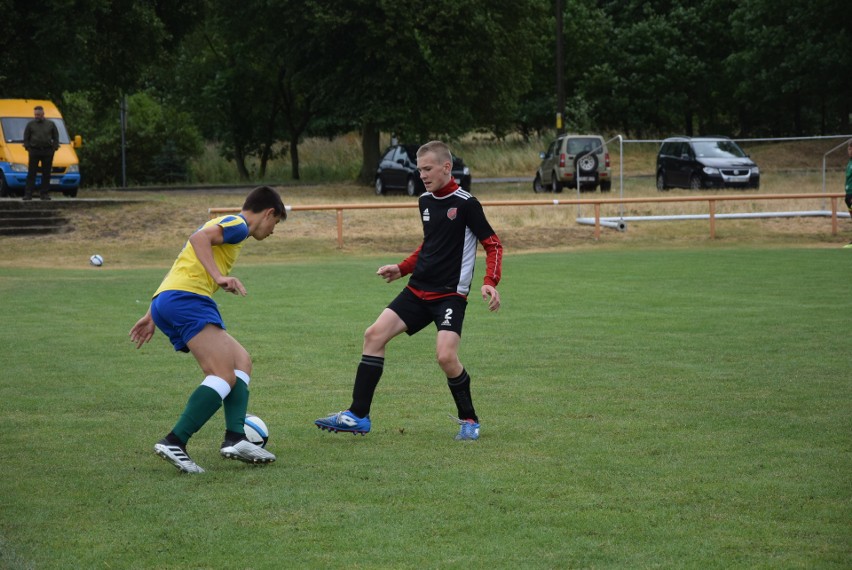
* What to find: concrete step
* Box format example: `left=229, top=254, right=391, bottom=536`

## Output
left=0, top=200, right=62, bottom=209
left=0, top=203, right=72, bottom=235
left=0, top=224, right=74, bottom=236
left=0, top=216, right=71, bottom=228
left=0, top=209, right=61, bottom=219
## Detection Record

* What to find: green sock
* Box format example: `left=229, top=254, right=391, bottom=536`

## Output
left=223, top=372, right=250, bottom=433
left=172, top=382, right=226, bottom=443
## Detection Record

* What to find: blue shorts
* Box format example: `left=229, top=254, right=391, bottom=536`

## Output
left=151, top=290, right=225, bottom=353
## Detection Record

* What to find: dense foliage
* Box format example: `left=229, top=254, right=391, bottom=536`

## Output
left=1, top=0, right=848, bottom=185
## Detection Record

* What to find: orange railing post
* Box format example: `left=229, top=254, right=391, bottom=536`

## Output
left=594, top=202, right=601, bottom=240
left=831, top=197, right=838, bottom=236
left=709, top=200, right=716, bottom=239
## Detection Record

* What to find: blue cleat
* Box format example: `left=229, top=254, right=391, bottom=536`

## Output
left=315, top=410, right=371, bottom=435
left=452, top=417, right=480, bottom=441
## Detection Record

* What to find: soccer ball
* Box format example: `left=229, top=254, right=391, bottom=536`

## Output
left=244, top=414, right=269, bottom=448
left=89, top=254, right=104, bottom=267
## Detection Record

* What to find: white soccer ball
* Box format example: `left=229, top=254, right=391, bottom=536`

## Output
left=89, top=254, right=104, bottom=267
left=244, top=414, right=269, bottom=448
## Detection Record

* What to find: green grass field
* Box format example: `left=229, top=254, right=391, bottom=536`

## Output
left=1, top=249, right=850, bottom=568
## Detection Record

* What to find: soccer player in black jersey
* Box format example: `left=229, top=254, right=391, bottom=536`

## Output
left=315, top=141, right=503, bottom=440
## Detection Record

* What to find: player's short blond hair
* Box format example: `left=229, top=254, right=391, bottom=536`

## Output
left=417, top=140, right=452, bottom=165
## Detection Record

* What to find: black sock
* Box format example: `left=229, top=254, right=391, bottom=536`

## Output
left=448, top=369, right=478, bottom=423
left=349, top=355, right=384, bottom=418
left=224, top=430, right=245, bottom=444
left=164, top=432, right=185, bottom=447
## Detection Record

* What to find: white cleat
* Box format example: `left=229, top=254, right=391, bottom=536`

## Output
left=154, top=440, right=205, bottom=474
left=220, top=439, right=276, bottom=464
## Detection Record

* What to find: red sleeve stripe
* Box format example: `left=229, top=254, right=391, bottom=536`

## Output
left=481, top=234, right=503, bottom=287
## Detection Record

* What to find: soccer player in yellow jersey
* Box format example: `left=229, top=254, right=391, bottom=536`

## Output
left=129, top=186, right=286, bottom=473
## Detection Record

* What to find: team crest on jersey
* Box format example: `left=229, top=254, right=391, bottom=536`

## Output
left=447, top=207, right=458, bottom=220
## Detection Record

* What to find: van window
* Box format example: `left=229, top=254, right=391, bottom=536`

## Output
left=1, top=117, right=71, bottom=144
left=545, top=140, right=558, bottom=158
left=692, top=140, right=747, bottom=159
left=567, top=137, right=603, bottom=155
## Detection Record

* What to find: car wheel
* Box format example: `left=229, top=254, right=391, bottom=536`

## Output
left=375, top=177, right=385, bottom=195
left=0, top=174, right=9, bottom=197
left=551, top=172, right=563, bottom=193
left=600, top=181, right=611, bottom=192
left=406, top=177, right=418, bottom=196
left=656, top=172, right=668, bottom=191
left=533, top=173, right=546, bottom=193
left=63, top=188, right=78, bottom=198
left=575, top=151, right=599, bottom=174
left=689, top=173, right=702, bottom=190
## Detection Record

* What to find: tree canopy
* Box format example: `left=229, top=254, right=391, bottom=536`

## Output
left=2, top=0, right=848, bottom=185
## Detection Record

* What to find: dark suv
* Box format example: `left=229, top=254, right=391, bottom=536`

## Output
left=656, top=137, right=759, bottom=190
left=375, top=144, right=472, bottom=196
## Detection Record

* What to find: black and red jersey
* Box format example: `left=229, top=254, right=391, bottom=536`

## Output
left=398, top=181, right=502, bottom=300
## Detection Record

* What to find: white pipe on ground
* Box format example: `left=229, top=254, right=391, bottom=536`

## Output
left=577, top=210, right=850, bottom=231
left=575, top=217, right=627, bottom=231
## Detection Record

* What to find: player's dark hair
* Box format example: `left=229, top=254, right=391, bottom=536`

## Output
left=34, top=105, right=44, bottom=112
left=243, top=186, right=286, bottom=220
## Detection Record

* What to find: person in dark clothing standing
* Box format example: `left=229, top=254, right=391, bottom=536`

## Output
left=315, top=140, right=503, bottom=441
left=23, top=105, right=59, bottom=201
left=844, top=140, right=852, bottom=248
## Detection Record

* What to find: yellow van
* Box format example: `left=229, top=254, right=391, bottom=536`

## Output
left=0, top=99, right=82, bottom=197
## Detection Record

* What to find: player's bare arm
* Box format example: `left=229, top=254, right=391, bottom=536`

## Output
left=189, top=225, right=246, bottom=295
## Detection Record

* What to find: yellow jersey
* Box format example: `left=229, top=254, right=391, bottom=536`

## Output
left=154, top=215, right=250, bottom=298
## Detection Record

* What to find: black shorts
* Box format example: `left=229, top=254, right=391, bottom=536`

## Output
left=845, top=195, right=852, bottom=210
left=388, top=287, right=468, bottom=337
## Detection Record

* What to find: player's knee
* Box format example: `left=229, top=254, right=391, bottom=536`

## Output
left=200, top=367, right=238, bottom=387
left=236, top=355, right=252, bottom=376
left=435, top=349, right=459, bottom=371
left=363, top=324, right=386, bottom=349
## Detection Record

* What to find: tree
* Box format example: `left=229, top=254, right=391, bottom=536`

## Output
left=307, top=0, right=543, bottom=183
left=0, top=0, right=203, bottom=103
left=578, top=1, right=737, bottom=137
left=727, top=0, right=852, bottom=136
left=172, top=0, right=345, bottom=180
left=64, top=91, right=203, bottom=186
